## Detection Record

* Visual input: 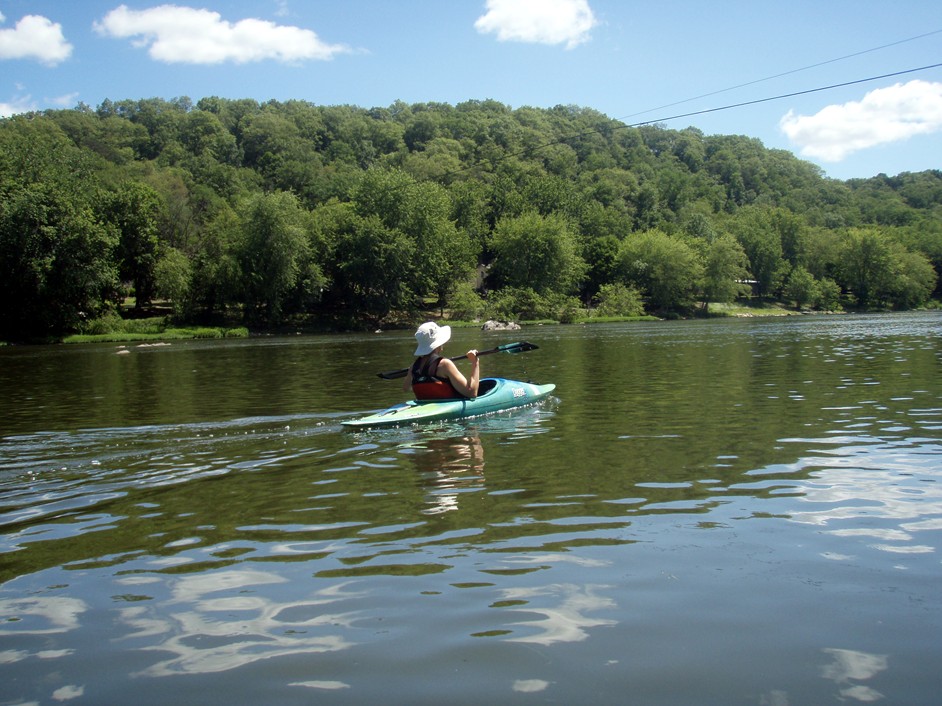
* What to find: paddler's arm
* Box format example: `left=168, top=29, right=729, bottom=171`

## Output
left=439, top=350, right=479, bottom=398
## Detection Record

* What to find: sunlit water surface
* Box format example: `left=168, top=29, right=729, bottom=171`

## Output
left=1, top=312, right=940, bottom=705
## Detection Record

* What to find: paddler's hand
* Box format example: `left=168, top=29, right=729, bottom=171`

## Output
left=464, top=350, right=480, bottom=397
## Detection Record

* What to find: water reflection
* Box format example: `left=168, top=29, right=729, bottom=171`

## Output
left=0, top=314, right=939, bottom=705
left=0, top=595, right=87, bottom=641
left=399, top=433, right=486, bottom=515
left=289, top=679, right=351, bottom=691
left=780, top=436, right=942, bottom=556
left=0, top=595, right=87, bottom=703
left=117, top=569, right=359, bottom=677
left=501, top=582, right=616, bottom=645
left=513, top=679, right=550, bottom=693
left=821, top=648, right=887, bottom=702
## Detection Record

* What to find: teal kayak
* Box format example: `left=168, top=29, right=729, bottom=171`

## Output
left=342, top=377, right=555, bottom=429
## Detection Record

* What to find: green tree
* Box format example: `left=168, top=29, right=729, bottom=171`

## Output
left=523, top=174, right=582, bottom=218
left=617, top=229, right=704, bottom=313
left=0, top=184, right=118, bottom=338
left=728, top=207, right=787, bottom=297
left=448, top=280, right=486, bottom=320
left=0, top=117, right=118, bottom=339
left=772, top=208, right=807, bottom=267
left=837, top=228, right=895, bottom=308
left=485, top=286, right=579, bottom=322
left=700, top=234, right=750, bottom=310
left=189, top=206, right=242, bottom=318
left=318, top=201, right=416, bottom=324
left=834, top=228, right=935, bottom=308
left=896, top=218, right=942, bottom=296
left=582, top=234, right=621, bottom=302
left=706, top=147, right=746, bottom=207
left=783, top=266, right=818, bottom=309
left=180, top=109, right=240, bottom=164
left=401, top=136, right=463, bottom=182
left=238, top=191, right=317, bottom=324
left=353, top=168, right=476, bottom=306
left=485, top=173, right=527, bottom=228
left=632, top=182, right=661, bottom=230
left=154, top=246, right=192, bottom=316
left=595, top=282, right=644, bottom=317
left=682, top=211, right=718, bottom=241
left=815, top=277, right=843, bottom=311
left=3, top=99, right=939, bottom=335
left=673, top=128, right=706, bottom=172
left=102, top=182, right=162, bottom=309
left=488, top=211, right=586, bottom=296
left=888, top=246, right=936, bottom=308
left=804, top=226, right=843, bottom=282
left=449, top=180, right=491, bottom=256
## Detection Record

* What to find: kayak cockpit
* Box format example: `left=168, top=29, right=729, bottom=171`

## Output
left=415, top=377, right=498, bottom=403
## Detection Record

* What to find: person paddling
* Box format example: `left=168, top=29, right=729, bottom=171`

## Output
left=403, top=322, right=479, bottom=400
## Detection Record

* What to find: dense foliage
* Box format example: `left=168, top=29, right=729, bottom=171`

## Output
left=1, top=97, right=939, bottom=340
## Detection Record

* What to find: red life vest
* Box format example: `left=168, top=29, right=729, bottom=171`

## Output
left=411, top=355, right=460, bottom=400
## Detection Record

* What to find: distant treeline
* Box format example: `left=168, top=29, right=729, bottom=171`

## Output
left=1, top=97, right=939, bottom=341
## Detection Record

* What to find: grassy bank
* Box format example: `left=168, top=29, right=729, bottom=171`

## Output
left=49, top=298, right=861, bottom=346
left=704, top=301, right=801, bottom=317
left=63, top=315, right=248, bottom=344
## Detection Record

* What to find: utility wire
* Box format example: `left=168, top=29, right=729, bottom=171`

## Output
left=400, top=34, right=942, bottom=186
left=382, top=31, right=942, bottom=188
left=627, top=61, right=942, bottom=128
left=618, top=28, right=942, bottom=122
left=483, top=61, right=942, bottom=170
left=461, top=29, right=942, bottom=177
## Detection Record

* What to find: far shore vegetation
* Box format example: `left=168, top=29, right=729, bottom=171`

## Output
left=60, top=296, right=930, bottom=347
left=2, top=97, right=939, bottom=345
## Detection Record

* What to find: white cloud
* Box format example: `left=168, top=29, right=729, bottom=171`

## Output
left=50, top=92, right=80, bottom=108
left=0, top=12, right=73, bottom=65
left=94, top=4, right=350, bottom=65
left=0, top=90, right=75, bottom=117
left=0, top=95, right=37, bottom=118
left=475, top=0, right=597, bottom=49
left=780, top=80, right=942, bottom=162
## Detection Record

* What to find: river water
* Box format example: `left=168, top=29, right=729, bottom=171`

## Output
left=1, top=313, right=940, bottom=705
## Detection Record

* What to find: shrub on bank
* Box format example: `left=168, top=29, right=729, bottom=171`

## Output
left=64, top=314, right=248, bottom=343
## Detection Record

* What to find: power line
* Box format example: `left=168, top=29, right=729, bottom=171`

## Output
left=483, top=61, right=942, bottom=169
left=403, top=58, right=942, bottom=186
left=374, top=30, right=942, bottom=191
left=618, top=28, right=942, bottom=122
left=626, top=61, right=942, bottom=128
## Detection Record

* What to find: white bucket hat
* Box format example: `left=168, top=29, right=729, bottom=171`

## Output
left=413, top=322, right=451, bottom=356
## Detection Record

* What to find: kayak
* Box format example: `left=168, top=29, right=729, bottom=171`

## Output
left=342, top=377, right=555, bottom=429
left=341, top=377, right=555, bottom=429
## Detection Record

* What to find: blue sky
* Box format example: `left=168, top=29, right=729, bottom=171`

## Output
left=1, top=0, right=940, bottom=180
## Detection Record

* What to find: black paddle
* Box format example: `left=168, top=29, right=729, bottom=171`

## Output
left=377, top=341, right=539, bottom=380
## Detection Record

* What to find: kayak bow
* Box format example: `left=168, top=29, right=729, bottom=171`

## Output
left=341, top=377, right=555, bottom=429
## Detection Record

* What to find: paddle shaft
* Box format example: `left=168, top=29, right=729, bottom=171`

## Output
left=377, top=341, right=537, bottom=380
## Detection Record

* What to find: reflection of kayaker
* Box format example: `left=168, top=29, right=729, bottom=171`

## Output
left=403, top=322, right=479, bottom=400
left=406, top=434, right=485, bottom=515
left=417, top=434, right=485, bottom=474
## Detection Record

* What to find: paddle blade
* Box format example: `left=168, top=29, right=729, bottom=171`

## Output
left=500, top=341, right=538, bottom=354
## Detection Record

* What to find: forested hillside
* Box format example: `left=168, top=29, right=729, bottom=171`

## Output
left=1, top=97, right=940, bottom=341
